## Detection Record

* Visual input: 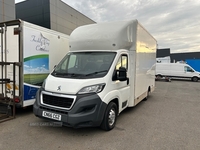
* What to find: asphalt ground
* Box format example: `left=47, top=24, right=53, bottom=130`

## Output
left=0, top=79, right=200, bottom=150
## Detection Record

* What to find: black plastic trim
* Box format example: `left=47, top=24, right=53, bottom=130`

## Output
left=33, top=88, right=107, bottom=128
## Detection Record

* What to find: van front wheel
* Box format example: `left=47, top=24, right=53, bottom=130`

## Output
left=100, top=102, right=117, bottom=131
left=192, top=77, right=198, bottom=82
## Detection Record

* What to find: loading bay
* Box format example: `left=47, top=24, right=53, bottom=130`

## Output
left=0, top=80, right=200, bottom=150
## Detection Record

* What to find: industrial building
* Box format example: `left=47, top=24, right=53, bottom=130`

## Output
left=157, top=48, right=200, bottom=72
left=170, top=52, right=200, bottom=61
left=16, top=0, right=96, bottom=35
left=171, top=52, right=200, bottom=72
left=0, top=0, right=15, bottom=22
left=156, top=48, right=170, bottom=58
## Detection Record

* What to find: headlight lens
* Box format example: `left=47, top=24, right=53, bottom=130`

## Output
left=77, top=83, right=105, bottom=94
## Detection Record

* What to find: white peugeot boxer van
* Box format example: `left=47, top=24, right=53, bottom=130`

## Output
left=156, top=63, right=200, bottom=82
left=33, top=20, right=157, bottom=131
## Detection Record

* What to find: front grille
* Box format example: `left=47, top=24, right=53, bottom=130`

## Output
left=42, top=93, right=74, bottom=109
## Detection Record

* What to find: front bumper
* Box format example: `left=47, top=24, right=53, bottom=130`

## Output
left=33, top=88, right=107, bottom=128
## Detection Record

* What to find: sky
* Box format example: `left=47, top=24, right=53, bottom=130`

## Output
left=15, top=0, right=200, bottom=53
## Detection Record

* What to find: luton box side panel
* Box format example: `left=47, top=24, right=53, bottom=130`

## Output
left=134, top=23, right=157, bottom=105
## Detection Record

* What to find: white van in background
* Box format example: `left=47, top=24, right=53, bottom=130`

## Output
left=156, top=63, right=200, bottom=82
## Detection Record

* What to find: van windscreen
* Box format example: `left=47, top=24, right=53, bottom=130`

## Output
left=51, top=51, right=116, bottom=79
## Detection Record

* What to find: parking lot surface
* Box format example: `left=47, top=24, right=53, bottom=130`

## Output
left=0, top=80, right=200, bottom=150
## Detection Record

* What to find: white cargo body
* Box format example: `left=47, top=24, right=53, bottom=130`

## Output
left=156, top=63, right=200, bottom=81
left=33, top=20, right=157, bottom=130
left=0, top=20, right=69, bottom=108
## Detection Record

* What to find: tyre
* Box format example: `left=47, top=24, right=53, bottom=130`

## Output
left=192, top=77, right=198, bottom=82
left=100, top=102, right=117, bottom=131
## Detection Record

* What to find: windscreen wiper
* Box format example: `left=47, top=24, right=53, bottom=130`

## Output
left=85, top=70, right=108, bottom=76
left=52, top=72, right=81, bottom=77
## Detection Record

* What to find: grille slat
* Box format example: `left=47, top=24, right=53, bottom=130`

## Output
left=42, top=94, right=74, bottom=109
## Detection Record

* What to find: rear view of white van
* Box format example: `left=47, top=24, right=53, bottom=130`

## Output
left=156, top=63, right=200, bottom=82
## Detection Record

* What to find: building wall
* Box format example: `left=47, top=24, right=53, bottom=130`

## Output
left=0, top=0, right=15, bottom=22
left=186, top=59, right=200, bottom=72
left=171, top=52, right=200, bottom=62
left=156, top=48, right=170, bottom=58
left=50, top=0, right=95, bottom=35
left=16, top=0, right=51, bottom=29
left=16, top=0, right=95, bottom=35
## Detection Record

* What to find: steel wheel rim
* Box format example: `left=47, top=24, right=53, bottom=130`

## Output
left=108, top=108, right=116, bottom=126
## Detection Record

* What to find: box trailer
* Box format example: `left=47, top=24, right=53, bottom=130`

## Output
left=0, top=19, right=69, bottom=115
left=33, top=20, right=157, bottom=130
left=156, top=63, right=200, bottom=81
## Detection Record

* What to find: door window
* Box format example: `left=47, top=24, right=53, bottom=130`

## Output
left=184, top=66, right=194, bottom=72
left=113, top=54, right=128, bottom=81
left=115, top=55, right=128, bottom=70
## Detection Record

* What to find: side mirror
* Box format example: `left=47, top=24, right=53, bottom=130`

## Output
left=117, top=67, right=127, bottom=81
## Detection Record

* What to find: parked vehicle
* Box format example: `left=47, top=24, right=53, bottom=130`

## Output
left=156, top=56, right=171, bottom=63
left=156, top=63, right=200, bottom=82
left=0, top=19, right=69, bottom=109
left=33, top=20, right=157, bottom=130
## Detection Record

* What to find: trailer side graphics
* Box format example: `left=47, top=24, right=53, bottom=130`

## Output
left=24, top=55, right=49, bottom=85
left=23, top=27, right=50, bottom=101
left=1, top=20, right=69, bottom=110
left=23, top=54, right=49, bottom=100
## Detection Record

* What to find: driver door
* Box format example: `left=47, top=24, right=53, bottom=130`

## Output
left=112, top=53, right=130, bottom=109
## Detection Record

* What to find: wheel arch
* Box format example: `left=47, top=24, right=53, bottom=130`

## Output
left=109, top=98, right=119, bottom=115
left=192, top=76, right=199, bottom=82
left=102, top=90, right=121, bottom=114
left=148, top=86, right=151, bottom=92
left=156, top=74, right=162, bottom=77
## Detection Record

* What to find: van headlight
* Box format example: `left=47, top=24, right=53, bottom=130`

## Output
left=77, top=83, right=106, bottom=94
